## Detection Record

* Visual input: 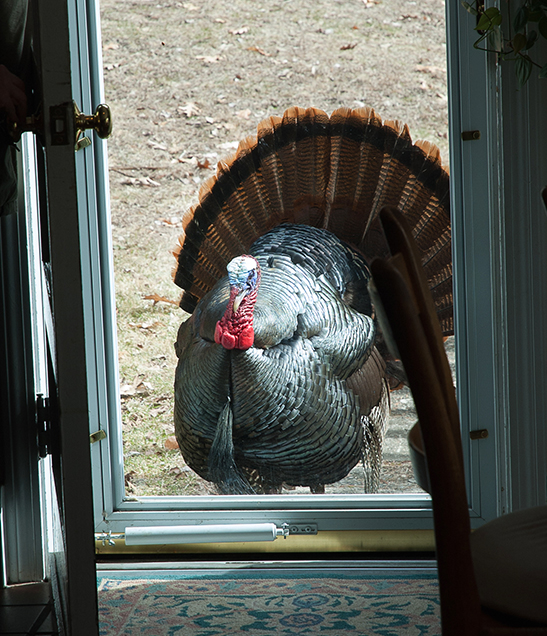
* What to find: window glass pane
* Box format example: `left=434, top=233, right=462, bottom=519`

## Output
left=100, top=0, right=449, bottom=498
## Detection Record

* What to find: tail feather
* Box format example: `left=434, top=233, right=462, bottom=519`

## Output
left=174, top=106, right=452, bottom=332
left=274, top=108, right=300, bottom=220
left=216, top=153, right=261, bottom=253
left=292, top=107, right=331, bottom=226
left=256, top=115, right=286, bottom=227
left=394, top=140, right=442, bottom=221
left=232, top=137, right=271, bottom=238
left=173, top=202, right=225, bottom=299
left=324, top=107, right=368, bottom=237
left=364, top=120, right=414, bottom=240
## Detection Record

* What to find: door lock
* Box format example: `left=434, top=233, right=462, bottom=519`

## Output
left=73, top=102, right=112, bottom=149
left=9, top=101, right=112, bottom=149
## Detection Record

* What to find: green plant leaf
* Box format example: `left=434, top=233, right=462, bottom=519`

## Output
left=540, top=62, right=547, bottom=78
left=539, top=15, right=547, bottom=38
left=461, top=0, right=479, bottom=15
left=525, top=29, right=539, bottom=48
left=476, top=13, right=493, bottom=31
left=484, top=6, right=500, bottom=18
left=487, top=9, right=502, bottom=27
left=514, top=6, right=529, bottom=32
left=515, top=55, right=533, bottom=84
left=512, top=32, right=528, bottom=52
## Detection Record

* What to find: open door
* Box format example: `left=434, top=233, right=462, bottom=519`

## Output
left=3, top=0, right=111, bottom=632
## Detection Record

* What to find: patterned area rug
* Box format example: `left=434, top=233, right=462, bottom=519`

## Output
left=98, top=568, right=440, bottom=635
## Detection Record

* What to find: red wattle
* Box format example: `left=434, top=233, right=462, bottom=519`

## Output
left=214, top=322, right=223, bottom=345
left=221, top=332, right=236, bottom=349
left=238, top=327, right=254, bottom=350
left=215, top=260, right=260, bottom=350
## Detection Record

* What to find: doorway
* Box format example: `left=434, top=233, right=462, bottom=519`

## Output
left=90, top=0, right=502, bottom=551
left=100, top=0, right=448, bottom=501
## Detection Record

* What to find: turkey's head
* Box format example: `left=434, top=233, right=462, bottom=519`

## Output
left=214, top=255, right=261, bottom=350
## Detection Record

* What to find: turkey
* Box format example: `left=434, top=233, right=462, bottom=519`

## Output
left=172, top=106, right=451, bottom=495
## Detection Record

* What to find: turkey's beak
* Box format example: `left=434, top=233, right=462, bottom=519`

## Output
left=233, top=289, right=246, bottom=314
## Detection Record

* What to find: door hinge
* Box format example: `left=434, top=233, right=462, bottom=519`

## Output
left=36, top=394, right=52, bottom=457
left=470, top=428, right=489, bottom=440
left=461, top=130, right=481, bottom=141
left=90, top=429, right=107, bottom=444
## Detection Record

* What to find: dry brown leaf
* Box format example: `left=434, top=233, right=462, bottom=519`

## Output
left=144, top=293, right=179, bottom=306
left=120, top=176, right=161, bottom=187
left=124, top=471, right=136, bottom=491
left=165, top=436, right=179, bottom=450
left=178, top=102, right=200, bottom=117
left=229, top=26, right=249, bottom=35
left=135, top=380, right=153, bottom=395
left=247, top=45, right=270, bottom=56
left=197, top=158, right=211, bottom=169
left=120, top=377, right=153, bottom=398
left=158, top=217, right=182, bottom=227
left=128, top=320, right=162, bottom=331
left=236, top=109, right=252, bottom=119
left=415, top=64, right=445, bottom=78
left=148, top=140, right=168, bottom=151
left=340, top=43, right=357, bottom=50
left=120, top=383, right=137, bottom=397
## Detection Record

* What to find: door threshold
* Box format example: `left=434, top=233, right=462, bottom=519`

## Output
left=96, top=558, right=437, bottom=573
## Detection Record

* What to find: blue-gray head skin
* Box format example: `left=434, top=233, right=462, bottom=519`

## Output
left=214, top=255, right=261, bottom=350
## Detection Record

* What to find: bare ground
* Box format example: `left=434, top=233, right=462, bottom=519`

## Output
left=99, top=0, right=449, bottom=497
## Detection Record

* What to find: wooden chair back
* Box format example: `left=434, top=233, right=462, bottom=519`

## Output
left=369, top=207, right=482, bottom=635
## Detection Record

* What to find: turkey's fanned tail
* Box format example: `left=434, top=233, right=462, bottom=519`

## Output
left=173, top=106, right=452, bottom=334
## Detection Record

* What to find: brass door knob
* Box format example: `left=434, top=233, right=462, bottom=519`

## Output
left=8, top=112, right=43, bottom=142
left=74, top=102, right=112, bottom=140
left=8, top=101, right=112, bottom=149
